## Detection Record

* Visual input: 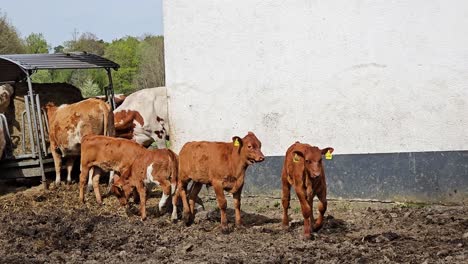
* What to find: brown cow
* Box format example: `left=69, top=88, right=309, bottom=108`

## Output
left=79, top=135, right=178, bottom=221
left=45, top=98, right=114, bottom=185
left=177, top=132, right=265, bottom=232
left=281, top=142, right=334, bottom=239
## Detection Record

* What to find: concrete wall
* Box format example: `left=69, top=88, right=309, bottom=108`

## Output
left=163, top=0, right=468, bottom=203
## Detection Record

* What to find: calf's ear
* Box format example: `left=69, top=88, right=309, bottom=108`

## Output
left=321, top=147, right=334, bottom=155
left=292, top=150, right=304, bottom=163
left=232, top=136, right=243, bottom=147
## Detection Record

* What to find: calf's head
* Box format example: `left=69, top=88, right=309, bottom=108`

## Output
left=110, top=175, right=133, bottom=206
left=232, top=131, right=265, bottom=165
left=293, top=146, right=334, bottom=178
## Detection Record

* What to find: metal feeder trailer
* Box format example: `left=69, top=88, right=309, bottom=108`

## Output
left=0, top=52, right=120, bottom=189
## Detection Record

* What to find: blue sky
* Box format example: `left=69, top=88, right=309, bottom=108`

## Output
left=0, top=0, right=163, bottom=47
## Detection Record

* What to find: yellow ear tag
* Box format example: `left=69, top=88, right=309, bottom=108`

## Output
left=293, top=153, right=299, bottom=163
left=165, top=140, right=171, bottom=149
left=234, top=138, right=240, bottom=147
left=325, top=150, right=333, bottom=160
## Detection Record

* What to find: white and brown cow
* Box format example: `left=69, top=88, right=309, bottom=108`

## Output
left=45, top=98, right=114, bottom=185
left=114, top=87, right=169, bottom=149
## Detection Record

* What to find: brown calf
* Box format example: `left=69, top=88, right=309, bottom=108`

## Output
left=79, top=135, right=178, bottom=221
left=177, top=132, right=265, bottom=232
left=281, top=142, right=334, bottom=239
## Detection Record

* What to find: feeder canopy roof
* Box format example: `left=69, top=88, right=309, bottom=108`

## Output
left=0, top=52, right=120, bottom=83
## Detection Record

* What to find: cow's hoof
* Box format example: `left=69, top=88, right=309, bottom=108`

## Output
left=313, top=225, right=323, bottom=232
left=281, top=224, right=290, bottom=231
left=302, top=233, right=312, bottom=241
left=158, top=207, right=166, bottom=215
left=183, top=212, right=193, bottom=225
left=221, top=225, right=230, bottom=234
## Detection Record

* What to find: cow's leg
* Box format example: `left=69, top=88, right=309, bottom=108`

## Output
left=188, top=182, right=203, bottom=216
left=314, top=192, right=327, bottom=232
left=92, top=167, right=103, bottom=205
left=281, top=177, right=292, bottom=229
left=65, top=158, right=75, bottom=184
left=51, top=148, right=62, bottom=185
left=187, top=182, right=205, bottom=211
left=306, top=183, right=315, bottom=231
left=135, top=181, right=147, bottom=220
left=170, top=183, right=178, bottom=222
left=295, top=184, right=312, bottom=240
left=159, top=183, right=172, bottom=213
left=87, top=167, right=95, bottom=192
left=233, top=183, right=244, bottom=227
left=106, top=170, right=115, bottom=195
left=79, top=165, right=91, bottom=203
left=213, top=181, right=229, bottom=233
left=178, top=179, right=191, bottom=225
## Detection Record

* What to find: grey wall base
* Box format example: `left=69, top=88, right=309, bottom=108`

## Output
left=244, top=151, right=468, bottom=204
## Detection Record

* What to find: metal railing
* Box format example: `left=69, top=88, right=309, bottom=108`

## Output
left=0, top=113, right=13, bottom=159
left=20, top=94, right=50, bottom=158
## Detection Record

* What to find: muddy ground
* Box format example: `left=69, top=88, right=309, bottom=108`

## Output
left=0, top=181, right=466, bottom=264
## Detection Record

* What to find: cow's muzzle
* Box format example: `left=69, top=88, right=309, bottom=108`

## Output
left=310, top=173, right=321, bottom=179
left=248, top=156, right=265, bottom=164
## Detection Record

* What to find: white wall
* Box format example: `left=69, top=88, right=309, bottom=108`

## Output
left=163, top=0, right=468, bottom=156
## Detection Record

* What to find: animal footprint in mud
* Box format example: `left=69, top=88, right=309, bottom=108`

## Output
left=34, top=195, right=47, bottom=202
left=234, top=225, right=247, bottom=231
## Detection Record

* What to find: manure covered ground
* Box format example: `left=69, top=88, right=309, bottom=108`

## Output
left=0, top=182, right=466, bottom=263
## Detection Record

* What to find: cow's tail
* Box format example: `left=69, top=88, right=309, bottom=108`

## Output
left=169, top=149, right=178, bottom=195
left=104, top=107, right=115, bottom=137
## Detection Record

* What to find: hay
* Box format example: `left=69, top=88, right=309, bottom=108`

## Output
left=5, top=82, right=84, bottom=157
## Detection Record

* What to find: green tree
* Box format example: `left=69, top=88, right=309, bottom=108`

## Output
left=59, top=32, right=109, bottom=93
left=53, top=45, right=64, bottom=54
left=24, top=33, right=49, bottom=54
left=64, top=32, right=106, bottom=55
left=0, top=11, right=25, bottom=54
left=81, top=77, right=101, bottom=97
left=31, top=70, right=52, bottom=83
left=134, top=35, right=165, bottom=88
left=104, top=36, right=140, bottom=94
